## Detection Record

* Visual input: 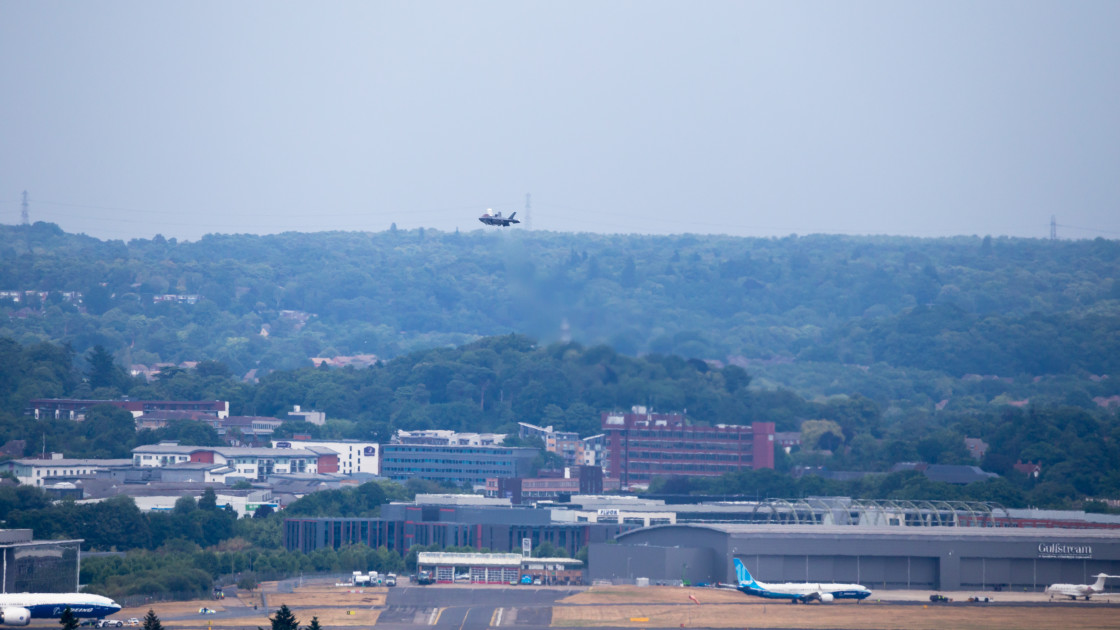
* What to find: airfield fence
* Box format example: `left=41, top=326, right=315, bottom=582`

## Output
left=113, top=571, right=355, bottom=609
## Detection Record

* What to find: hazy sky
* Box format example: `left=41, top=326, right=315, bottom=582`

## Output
left=2, top=2, right=1118, bottom=241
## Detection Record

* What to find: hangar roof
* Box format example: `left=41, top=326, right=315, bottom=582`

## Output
left=619, top=523, right=1120, bottom=542
left=417, top=551, right=523, bottom=567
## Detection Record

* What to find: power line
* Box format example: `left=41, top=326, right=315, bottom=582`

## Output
left=1054, top=223, right=1120, bottom=236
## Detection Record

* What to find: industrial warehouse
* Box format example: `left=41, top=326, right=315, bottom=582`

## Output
left=284, top=494, right=1120, bottom=593
left=589, top=524, right=1120, bottom=591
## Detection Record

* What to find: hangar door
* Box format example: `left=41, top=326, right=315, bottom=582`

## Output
left=745, top=555, right=938, bottom=590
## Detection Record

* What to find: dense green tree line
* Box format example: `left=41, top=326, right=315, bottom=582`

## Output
left=3, top=223, right=1119, bottom=395
left=0, top=481, right=427, bottom=552
left=80, top=542, right=407, bottom=600
left=4, top=489, right=237, bottom=550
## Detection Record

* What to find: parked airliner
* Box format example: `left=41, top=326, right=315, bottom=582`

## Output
left=1046, top=573, right=1117, bottom=600
left=0, top=592, right=121, bottom=625
left=733, top=558, right=871, bottom=603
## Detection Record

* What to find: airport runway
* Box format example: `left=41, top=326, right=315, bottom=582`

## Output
left=375, top=584, right=579, bottom=630
left=107, top=581, right=1120, bottom=630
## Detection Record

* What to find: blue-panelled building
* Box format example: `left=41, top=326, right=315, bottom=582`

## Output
left=283, top=497, right=638, bottom=557
left=379, top=444, right=538, bottom=486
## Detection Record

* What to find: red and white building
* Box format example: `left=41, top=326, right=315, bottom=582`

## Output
left=131, top=441, right=338, bottom=481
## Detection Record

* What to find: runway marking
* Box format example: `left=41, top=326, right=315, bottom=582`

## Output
left=491, top=607, right=504, bottom=626
left=429, top=607, right=443, bottom=625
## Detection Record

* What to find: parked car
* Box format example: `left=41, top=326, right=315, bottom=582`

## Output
left=97, top=620, right=124, bottom=628
left=929, top=594, right=950, bottom=603
left=124, top=619, right=141, bottom=626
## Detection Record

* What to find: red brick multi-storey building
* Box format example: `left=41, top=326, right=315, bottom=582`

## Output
left=601, top=406, right=775, bottom=490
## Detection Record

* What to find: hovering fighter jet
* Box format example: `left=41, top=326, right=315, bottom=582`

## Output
left=479, top=209, right=520, bottom=226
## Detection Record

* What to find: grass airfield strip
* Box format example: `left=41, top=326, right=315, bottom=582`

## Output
left=552, top=586, right=1120, bottom=630
left=119, top=585, right=384, bottom=628
left=116, top=582, right=1120, bottom=630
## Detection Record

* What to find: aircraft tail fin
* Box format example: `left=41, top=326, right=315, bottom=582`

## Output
left=509, top=212, right=517, bottom=220
left=733, top=558, right=756, bottom=587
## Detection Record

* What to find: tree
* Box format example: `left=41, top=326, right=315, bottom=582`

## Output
left=58, top=607, right=79, bottom=630
left=532, top=541, right=566, bottom=558
left=800, top=420, right=845, bottom=452
left=85, top=345, right=124, bottom=391
left=82, top=404, right=138, bottom=458
left=304, top=617, right=323, bottom=630
left=142, top=609, right=164, bottom=630
left=238, top=573, right=259, bottom=592
left=266, top=604, right=299, bottom=630
left=199, top=488, right=219, bottom=511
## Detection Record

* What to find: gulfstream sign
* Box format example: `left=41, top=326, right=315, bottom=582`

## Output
left=1038, top=543, right=1092, bottom=558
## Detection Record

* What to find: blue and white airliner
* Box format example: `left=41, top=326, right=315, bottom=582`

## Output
left=0, top=592, right=121, bottom=625
left=733, top=558, right=871, bottom=604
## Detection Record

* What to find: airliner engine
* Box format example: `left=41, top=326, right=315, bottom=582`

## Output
left=0, top=607, right=31, bottom=626
left=818, top=593, right=834, bottom=603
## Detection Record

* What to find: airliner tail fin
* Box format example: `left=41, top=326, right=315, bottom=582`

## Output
left=733, top=558, right=755, bottom=586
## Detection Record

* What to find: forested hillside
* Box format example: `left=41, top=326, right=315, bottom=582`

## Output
left=2, top=222, right=1120, bottom=477
left=3, top=223, right=1119, bottom=388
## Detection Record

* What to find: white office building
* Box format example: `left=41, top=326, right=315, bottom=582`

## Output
left=273, top=439, right=380, bottom=475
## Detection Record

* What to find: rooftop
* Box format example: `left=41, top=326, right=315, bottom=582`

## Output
left=624, top=523, right=1120, bottom=541
left=10, top=458, right=133, bottom=467
left=132, top=443, right=320, bottom=457
left=417, top=551, right=524, bottom=567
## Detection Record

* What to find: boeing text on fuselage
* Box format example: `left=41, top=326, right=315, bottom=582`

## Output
left=0, top=592, right=120, bottom=626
